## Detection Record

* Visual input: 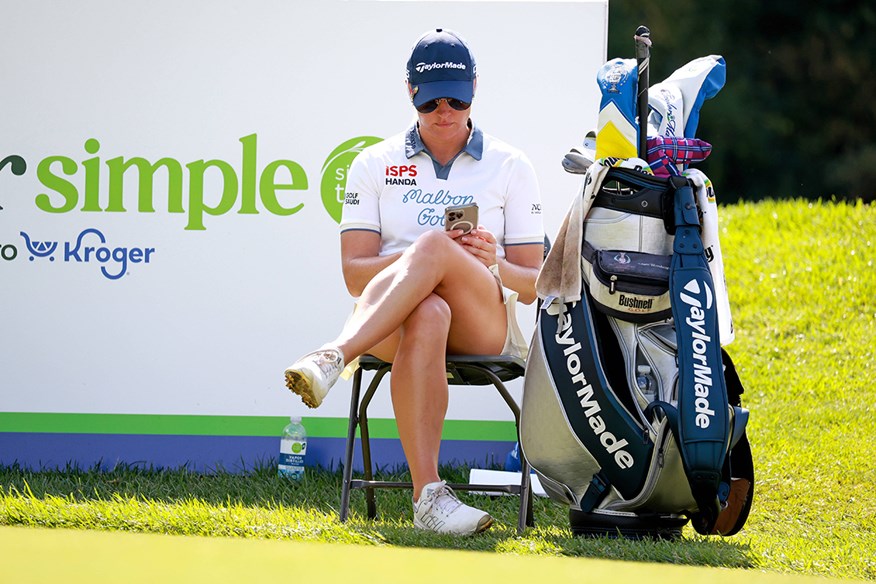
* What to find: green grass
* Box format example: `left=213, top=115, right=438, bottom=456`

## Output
left=2, top=199, right=874, bottom=581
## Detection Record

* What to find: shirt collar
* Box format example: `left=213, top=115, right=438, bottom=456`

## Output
left=405, top=120, right=484, bottom=161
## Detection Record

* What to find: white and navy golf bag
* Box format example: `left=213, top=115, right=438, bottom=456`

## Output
left=521, top=48, right=754, bottom=538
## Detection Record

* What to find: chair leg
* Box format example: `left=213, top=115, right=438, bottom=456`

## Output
left=360, top=409, right=376, bottom=519
left=518, top=452, right=535, bottom=532
left=339, top=367, right=364, bottom=522
left=359, top=366, right=390, bottom=520
left=454, top=363, right=534, bottom=533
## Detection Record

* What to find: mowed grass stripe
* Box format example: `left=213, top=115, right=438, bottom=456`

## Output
left=0, top=526, right=845, bottom=584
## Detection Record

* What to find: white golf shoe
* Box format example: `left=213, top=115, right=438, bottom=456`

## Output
left=413, top=481, right=493, bottom=535
left=284, top=347, right=344, bottom=408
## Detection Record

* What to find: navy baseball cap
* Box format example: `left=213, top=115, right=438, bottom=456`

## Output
left=406, top=28, right=476, bottom=108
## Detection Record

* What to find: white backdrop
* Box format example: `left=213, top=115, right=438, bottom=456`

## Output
left=0, top=0, right=607, bottom=427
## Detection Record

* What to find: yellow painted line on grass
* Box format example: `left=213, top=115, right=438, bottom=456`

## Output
left=0, top=526, right=846, bottom=584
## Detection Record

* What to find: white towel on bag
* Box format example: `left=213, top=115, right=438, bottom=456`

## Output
left=683, top=168, right=735, bottom=346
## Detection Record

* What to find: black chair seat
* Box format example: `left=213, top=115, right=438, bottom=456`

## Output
left=358, top=354, right=525, bottom=385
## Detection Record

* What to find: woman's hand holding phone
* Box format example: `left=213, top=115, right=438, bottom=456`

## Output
left=443, top=203, right=496, bottom=268
left=457, top=226, right=498, bottom=269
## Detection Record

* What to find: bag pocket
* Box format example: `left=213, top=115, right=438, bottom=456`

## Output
left=584, top=249, right=673, bottom=322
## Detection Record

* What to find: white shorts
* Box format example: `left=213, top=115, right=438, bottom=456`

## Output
left=499, top=287, right=529, bottom=361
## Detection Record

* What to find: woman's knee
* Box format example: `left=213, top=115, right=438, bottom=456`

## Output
left=404, top=294, right=451, bottom=339
left=409, top=229, right=456, bottom=260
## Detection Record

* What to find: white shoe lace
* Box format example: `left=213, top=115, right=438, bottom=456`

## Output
left=311, top=348, right=344, bottom=380
left=419, top=482, right=463, bottom=517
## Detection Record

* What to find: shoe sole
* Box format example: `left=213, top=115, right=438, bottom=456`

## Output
left=414, top=513, right=494, bottom=536
left=284, top=369, right=321, bottom=408
left=474, top=515, right=493, bottom=534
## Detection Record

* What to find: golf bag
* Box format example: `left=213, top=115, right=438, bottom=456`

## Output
left=520, top=40, right=753, bottom=538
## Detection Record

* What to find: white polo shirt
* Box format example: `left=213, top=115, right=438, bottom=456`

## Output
left=340, top=122, right=543, bottom=258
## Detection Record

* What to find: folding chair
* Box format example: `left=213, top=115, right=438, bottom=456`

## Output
left=338, top=353, right=535, bottom=534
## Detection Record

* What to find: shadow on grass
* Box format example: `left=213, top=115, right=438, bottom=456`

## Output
left=0, top=462, right=754, bottom=569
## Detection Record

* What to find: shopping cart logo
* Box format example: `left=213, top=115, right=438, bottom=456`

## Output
left=18, top=228, right=155, bottom=280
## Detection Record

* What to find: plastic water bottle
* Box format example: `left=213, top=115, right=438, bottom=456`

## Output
left=278, top=416, right=307, bottom=480
left=636, top=365, right=657, bottom=402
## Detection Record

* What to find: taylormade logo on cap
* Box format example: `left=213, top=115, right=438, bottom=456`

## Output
left=415, top=61, right=468, bottom=73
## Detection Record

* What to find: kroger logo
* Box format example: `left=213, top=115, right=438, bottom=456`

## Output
left=19, top=228, right=155, bottom=280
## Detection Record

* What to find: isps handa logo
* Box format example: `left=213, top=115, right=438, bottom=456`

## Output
left=17, top=228, right=155, bottom=280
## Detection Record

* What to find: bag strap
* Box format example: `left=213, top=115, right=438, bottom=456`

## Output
left=537, top=295, right=654, bottom=503
left=665, top=175, right=732, bottom=532
left=578, top=470, right=612, bottom=512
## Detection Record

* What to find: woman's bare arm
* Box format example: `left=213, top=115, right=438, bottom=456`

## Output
left=340, top=230, right=403, bottom=297
left=498, top=243, right=543, bottom=305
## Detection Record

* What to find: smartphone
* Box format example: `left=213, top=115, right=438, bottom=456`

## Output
left=444, top=203, right=478, bottom=234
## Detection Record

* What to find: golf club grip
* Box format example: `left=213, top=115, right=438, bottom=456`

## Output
left=634, top=25, right=651, bottom=159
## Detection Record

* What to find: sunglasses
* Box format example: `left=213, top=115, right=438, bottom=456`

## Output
left=415, top=97, right=472, bottom=114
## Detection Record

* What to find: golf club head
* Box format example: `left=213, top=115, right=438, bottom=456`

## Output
left=562, top=150, right=593, bottom=174
left=562, top=130, right=597, bottom=174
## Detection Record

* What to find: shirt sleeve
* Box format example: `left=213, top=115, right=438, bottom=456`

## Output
left=340, top=150, right=381, bottom=235
left=503, top=151, right=544, bottom=246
